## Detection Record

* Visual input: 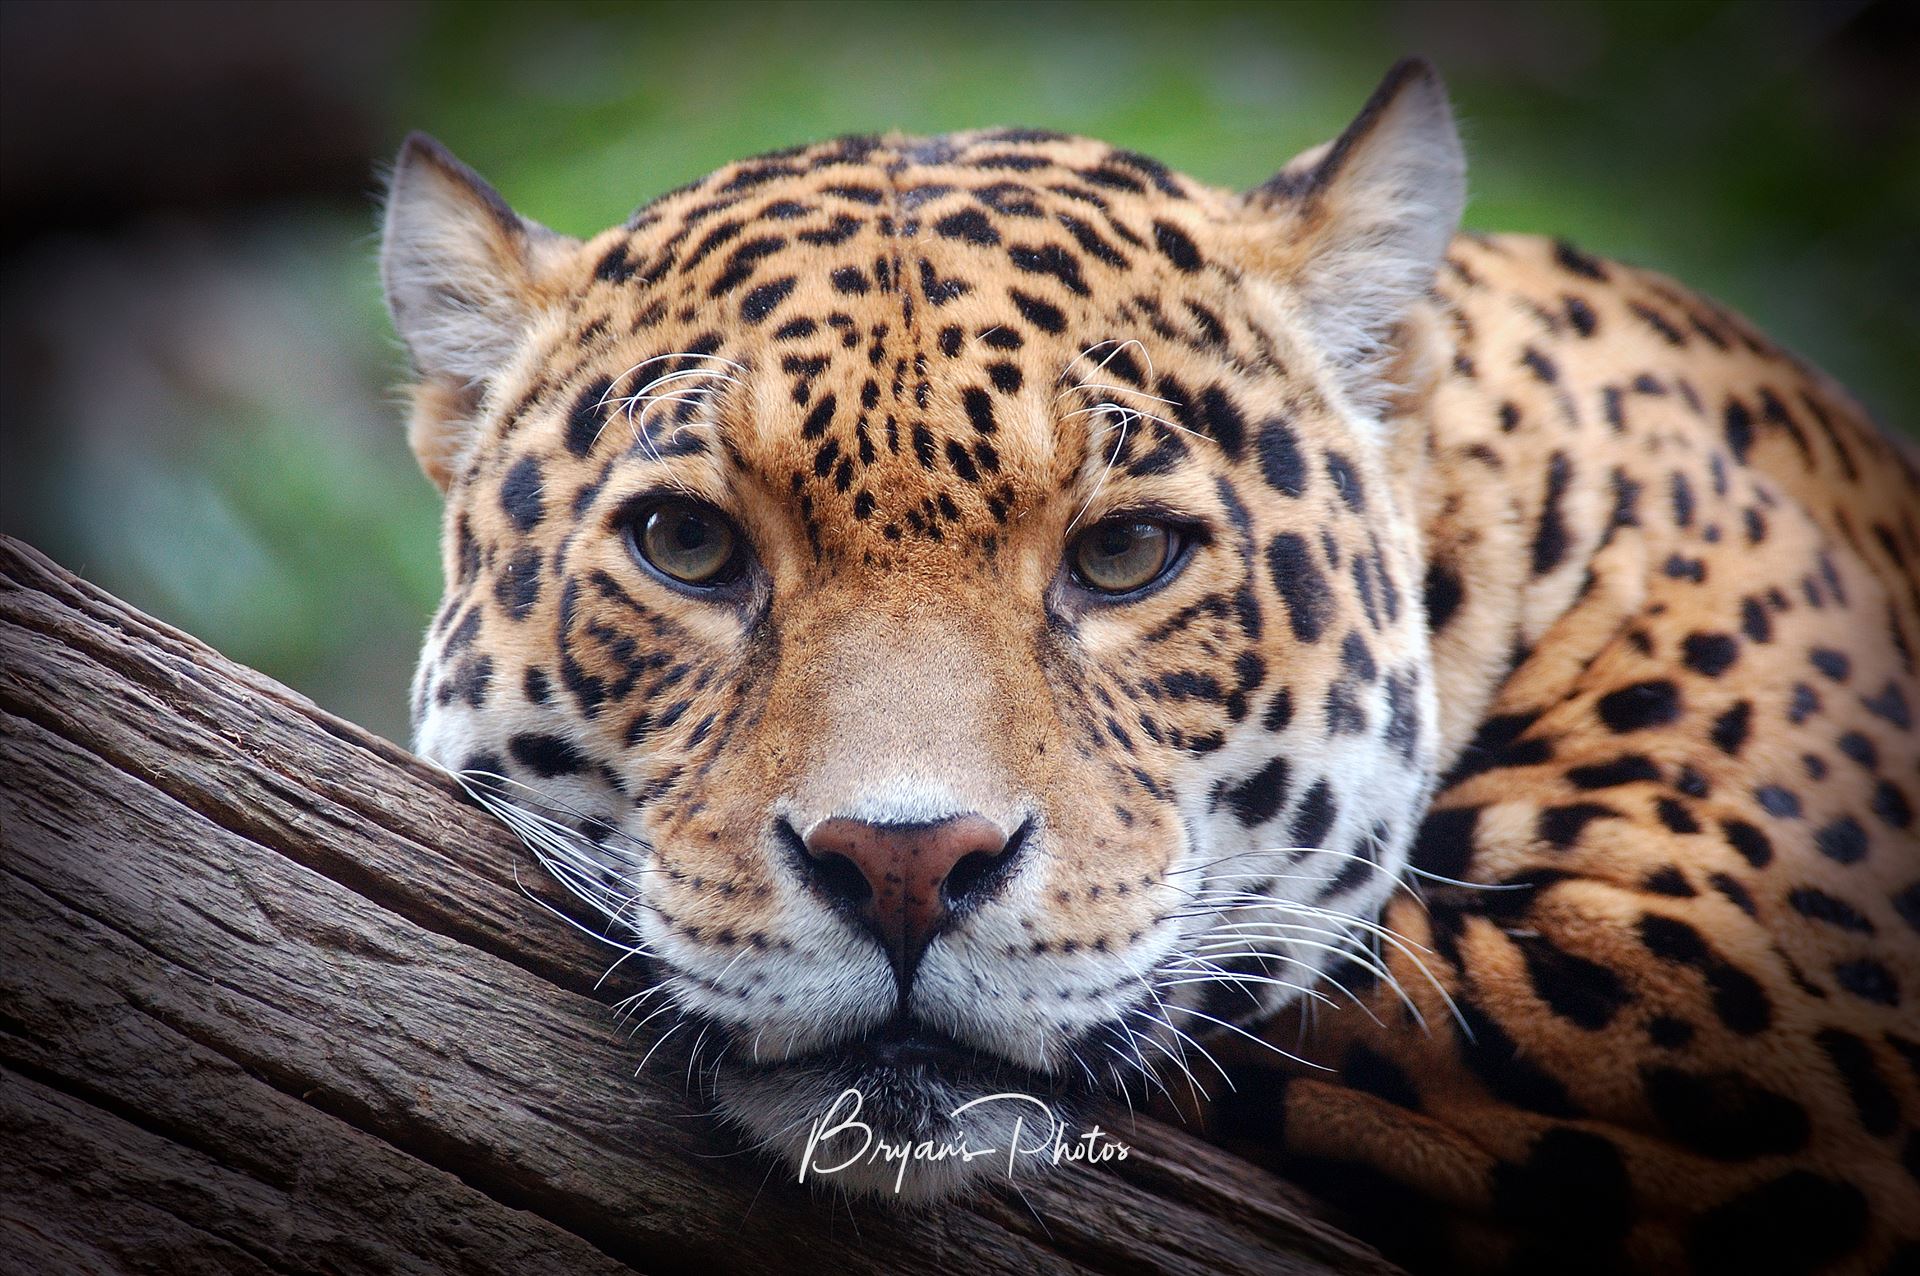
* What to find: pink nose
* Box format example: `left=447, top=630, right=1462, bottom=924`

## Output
left=801, top=815, right=1016, bottom=989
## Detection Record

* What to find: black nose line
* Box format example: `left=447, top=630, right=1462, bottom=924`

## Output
left=941, top=814, right=1034, bottom=914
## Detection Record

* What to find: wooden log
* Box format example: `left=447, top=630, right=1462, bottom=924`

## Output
left=0, top=535, right=1398, bottom=1276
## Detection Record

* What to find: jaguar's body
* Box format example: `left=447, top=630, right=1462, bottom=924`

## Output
left=382, top=61, right=1918, bottom=1273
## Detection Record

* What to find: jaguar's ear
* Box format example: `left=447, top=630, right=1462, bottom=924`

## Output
left=1244, top=58, right=1465, bottom=411
left=381, top=133, right=575, bottom=490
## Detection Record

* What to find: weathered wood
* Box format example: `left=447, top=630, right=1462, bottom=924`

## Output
left=0, top=535, right=1398, bottom=1276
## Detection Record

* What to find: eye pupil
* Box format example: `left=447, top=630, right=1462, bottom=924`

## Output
left=670, top=515, right=709, bottom=551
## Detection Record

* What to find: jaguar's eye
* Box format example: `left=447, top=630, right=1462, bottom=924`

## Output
left=627, top=498, right=742, bottom=587
left=1070, top=518, right=1180, bottom=595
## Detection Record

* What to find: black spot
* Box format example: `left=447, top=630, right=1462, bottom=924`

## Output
left=435, top=655, right=492, bottom=708
left=1709, top=701, right=1751, bottom=755
left=1740, top=596, right=1772, bottom=643
left=1225, top=756, right=1292, bottom=827
left=1720, top=818, right=1772, bottom=868
left=1875, top=781, right=1914, bottom=830
left=1452, top=997, right=1581, bottom=1117
left=1152, top=219, right=1202, bottom=271
left=1754, top=784, right=1802, bottom=819
left=1682, top=633, right=1738, bottom=677
left=1198, top=385, right=1246, bottom=458
left=1639, top=913, right=1708, bottom=964
left=1490, top=1129, right=1632, bottom=1262
left=1648, top=1015, right=1694, bottom=1048
left=1597, top=680, right=1681, bottom=733
left=1288, top=779, right=1338, bottom=848
left=1723, top=398, right=1755, bottom=465
left=1553, top=239, right=1609, bottom=280
left=500, top=456, right=545, bottom=532
left=1789, top=886, right=1873, bottom=932
left=1410, top=806, right=1479, bottom=880
left=1669, top=471, right=1696, bottom=527
left=522, top=666, right=550, bottom=705
left=934, top=207, right=1000, bottom=245
left=1708, top=872, right=1755, bottom=915
left=1341, top=1043, right=1420, bottom=1109
left=1444, top=711, right=1553, bottom=785
left=830, top=265, right=870, bottom=294
left=740, top=276, right=797, bottom=323
left=1643, top=1067, right=1810, bottom=1159
left=1423, top=562, right=1463, bottom=632
left=1643, top=866, right=1696, bottom=896
left=508, top=732, right=589, bottom=778
left=1007, top=242, right=1086, bottom=295
left=988, top=361, right=1022, bottom=392
left=1809, top=648, right=1851, bottom=682
left=707, top=234, right=787, bottom=295
left=1257, top=417, right=1306, bottom=496
left=1517, top=936, right=1632, bottom=1029
left=1663, top=553, right=1706, bottom=583
left=962, top=386, right=997, bottom=435
left=918, top=258, right=971, bottom=305
left=1538, top=803, right=1618, bottom=849
left=1813, top=816, right=1868, bottom=864
left=800, top=393, right=837, bottom=439
left=1655, top=798, right=1701, bottom=835
left=1009, top=288, right=1065, bottom=333
left=943, top=439, right=979, bottom=482
left=1530, top=451, right=1574, bottom=576
left=494, top=548, right=542, bottom=619
left=1266, top=533, right=1331, bottom=643
left=565, top=378, right=614, bottom=457
left=1685, top=1173, right=1866, bottom=1276
left=1563, top=295, right=1598, bottom=338
left=1325, top=451, right=1366, bottom=511
left=1567, top=755, right=1662, bottom=789
left=1862, top=680, right=1912, bottom=729
left=1817, top=1029, right=1899, bottom=1135
left=1608, top=468, right=1643, bottom=529
left=1710, top=964, right=1774, bottom=1035
left=1835, top=958, right=1899, bottom=1005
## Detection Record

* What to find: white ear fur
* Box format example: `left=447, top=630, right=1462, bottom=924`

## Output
left=381, top=134, right=579, bottom=489
left=380, top=132, right=556, bottom=386
left=1249, top=58, right=1466, bottom=408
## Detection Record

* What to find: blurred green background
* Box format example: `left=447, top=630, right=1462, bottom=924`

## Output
left=2, top=0, right=1914, bottom=744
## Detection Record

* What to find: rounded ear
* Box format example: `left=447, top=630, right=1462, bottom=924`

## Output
left=1242, top=58, right=1466, bottom=415
left=380, top=133, right=575, bottom=490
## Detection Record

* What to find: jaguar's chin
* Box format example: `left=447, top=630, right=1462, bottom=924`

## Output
left=709, top=1018, right=1102, bottom=1203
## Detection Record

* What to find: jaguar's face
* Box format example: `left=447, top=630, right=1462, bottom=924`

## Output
left=388, top=61, right=1462, bottom=1198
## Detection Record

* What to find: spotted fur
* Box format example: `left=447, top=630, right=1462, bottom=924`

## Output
left=383, top=59, right=1918, bottom=1273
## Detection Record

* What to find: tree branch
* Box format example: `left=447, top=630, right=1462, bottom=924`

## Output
left=0, top=535, right=1397, bottom=1276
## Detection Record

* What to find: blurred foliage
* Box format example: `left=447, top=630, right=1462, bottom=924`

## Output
left=2, top=0, right=1914, bottom=743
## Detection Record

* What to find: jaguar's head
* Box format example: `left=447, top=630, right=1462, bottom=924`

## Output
left=385, top=59, right=1462, bottom=1199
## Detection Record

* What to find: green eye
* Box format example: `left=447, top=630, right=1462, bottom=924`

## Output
left=1070, top=519, right=1179, bottom=595
left=630, top=499, right=741, bottom=587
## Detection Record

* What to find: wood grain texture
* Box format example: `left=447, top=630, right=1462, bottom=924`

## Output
left=0, top=535, right=1398, bottom=1276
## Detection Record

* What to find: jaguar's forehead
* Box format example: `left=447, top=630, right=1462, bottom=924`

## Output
left=605, top=128, right=1234, bottom=286
left=481, top=131, right=1291, bottom=562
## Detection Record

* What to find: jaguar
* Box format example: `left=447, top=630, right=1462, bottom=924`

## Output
left=381, top=58, right=1919, bottom=1272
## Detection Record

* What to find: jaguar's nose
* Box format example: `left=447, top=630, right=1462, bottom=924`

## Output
left=797, top=814, right=1023, bottom=992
